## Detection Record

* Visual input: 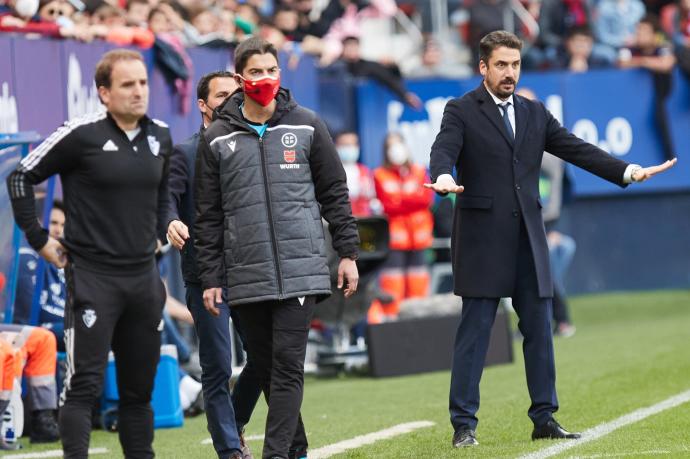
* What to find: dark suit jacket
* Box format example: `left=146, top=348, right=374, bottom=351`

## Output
left=430, top=83, right=629, bottom=298
left=168, top=130, right=201, bottom=284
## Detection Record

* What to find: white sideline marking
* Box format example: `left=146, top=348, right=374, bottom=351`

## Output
left=520, top=389, right=690, bottom=459
left=201, top=434, right=264, bottom=445
left=1, top=447, right=108, bottom=458
left=309, top=420, right=435, bottom=459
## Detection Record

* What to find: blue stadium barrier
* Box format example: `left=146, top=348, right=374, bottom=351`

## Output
left=0, top=132, right=43, bottom=324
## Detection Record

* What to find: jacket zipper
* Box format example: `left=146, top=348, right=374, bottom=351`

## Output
left=258, top=136, right=284, bottom=298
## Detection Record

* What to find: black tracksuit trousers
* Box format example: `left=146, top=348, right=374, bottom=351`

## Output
left=236, top=296, right=315, bottom=459
left=60, top=261, right=165, bottom=459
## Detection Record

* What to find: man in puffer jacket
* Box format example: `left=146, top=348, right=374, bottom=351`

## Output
left=194, top=37, right=360, bottom=459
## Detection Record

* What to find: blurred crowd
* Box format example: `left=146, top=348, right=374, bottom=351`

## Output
left=1, top=0, right=689, bottom=79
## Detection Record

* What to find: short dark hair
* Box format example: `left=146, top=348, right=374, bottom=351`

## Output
left=94, top=49, right=145, bottom=88
left=638, top=13, right=661, bottom=33
left=234, top=36, right=278, bottom=75
left=478, top=30, right=523, bottom=65
left=566, top=25, right=593, bottom=40
left=197, top=71, right=234, bottom=101
left=52, top=199, right=65, bottom=214
left=343, top=36, right=359, bottom=45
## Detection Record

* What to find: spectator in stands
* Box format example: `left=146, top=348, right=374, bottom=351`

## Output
left=335, top=35, right=422, bottom=109
left=335, top=131, right=379, bottom=217
left=0, top=0, right=91, bottom=40
left=593, top=0, right=646, bottom=54
left=552, top=26, right=611, bottom=72
left=90, top=2, right=155, bottom=47
left=15, top=201, right=66, bottom=351
left=274, top=5, right=304, bottom=41
left=467, top=0, right=522, bottom=66
left=125, top=0, right=149, bottom=27
left=619, top=14, right=677, bottom=160
left=670, top=0, right=690, bottom=75
left=405, top=38, right=472, bottom=79
left=374, top=133, right=434, bottom=319
left=317, top=0, right=397, bottom=64
left=236, top=2, right=260, bottom=34
left=293, top=0, right=343, bottom=38
left=0, top=325, right=60, bottom=444
left=186, top=8, right=236, bottom=47
left=537, top=0, right=592, bottom=53
left=149, top=4, right=193, bottom=113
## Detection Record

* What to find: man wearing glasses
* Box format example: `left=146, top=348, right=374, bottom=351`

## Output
left=194, top=37, right=360, bottom=459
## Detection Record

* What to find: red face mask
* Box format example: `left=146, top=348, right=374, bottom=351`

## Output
left=239, top=75, right=280, bottom=106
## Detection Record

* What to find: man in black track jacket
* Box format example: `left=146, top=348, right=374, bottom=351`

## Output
left=195, top=37, right=359, bottom=459
left=7, top=49, right=171, bottom=459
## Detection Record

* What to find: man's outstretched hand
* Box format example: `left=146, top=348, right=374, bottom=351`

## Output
left=423, top=175, right=465, bottom=194
left=632, top=158, right=677, bottom=182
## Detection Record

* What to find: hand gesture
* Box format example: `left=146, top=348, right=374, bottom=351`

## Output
left=167, top=220, right=189, bottom=250
left=423, top=175, right=464, bottom=194
left=337, top=258, right=359, bottom=298
left=39, top=237, right=67, bottom=269
left=202, top=287, right=222, bottom=317
left=632, top=158, right=677, bottom=182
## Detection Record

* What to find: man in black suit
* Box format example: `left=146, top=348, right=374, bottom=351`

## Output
left=425, top=30, right=676, bottom=448
left=166, top=71, right=250, bottom=459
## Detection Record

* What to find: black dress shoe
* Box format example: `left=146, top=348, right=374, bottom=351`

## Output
left=452, top=429, right=479, bottom=447
left=532, top=419, right=581, bottom=440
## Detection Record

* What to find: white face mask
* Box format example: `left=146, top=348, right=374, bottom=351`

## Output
left=337, top=145, right=360, bottom=164
left=387, top=142, right=409, bottom=166
left=14, top=0, right=39, bottom=17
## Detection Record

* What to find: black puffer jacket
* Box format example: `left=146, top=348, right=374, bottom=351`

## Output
left=194, top=89, right=359, bottom=305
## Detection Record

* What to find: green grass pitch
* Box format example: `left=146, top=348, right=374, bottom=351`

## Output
left=10, top=290, right=690, bottom=458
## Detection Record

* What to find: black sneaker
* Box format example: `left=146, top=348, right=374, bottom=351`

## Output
left=30, top=409, right=59, bottom=443
left=452, top=429, right=478, bottom=447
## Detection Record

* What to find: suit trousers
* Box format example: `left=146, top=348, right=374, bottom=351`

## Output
left=449, top=220, right=559, bottom=432
left=185, top=284, right=243, bottom=458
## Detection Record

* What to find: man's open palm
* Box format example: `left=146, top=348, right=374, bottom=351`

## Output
left=632, top=158, right=677, bottom=182
left=423, top=175, right=465, bottom=194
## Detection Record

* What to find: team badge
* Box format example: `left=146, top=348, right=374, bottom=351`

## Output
left=147, top=135, right=160, bottom=156
left=82, top=309, right=97, bottom=328
left=281, top=133, right=297, bottom=148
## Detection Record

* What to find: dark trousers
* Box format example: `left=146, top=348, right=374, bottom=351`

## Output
left=552, top=289, right=571, bottom=325
left=185, top=284, right=243, bottom=458
left=449, top=224, right=559, bottom=432
left=60, top=262, right=164, bottom=459
left=236, top=297, right=315, bottom=459
left=185, top=285, right=308, bottom=459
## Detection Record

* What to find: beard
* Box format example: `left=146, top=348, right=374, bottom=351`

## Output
left=489, top=77, right=517, bottom=99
